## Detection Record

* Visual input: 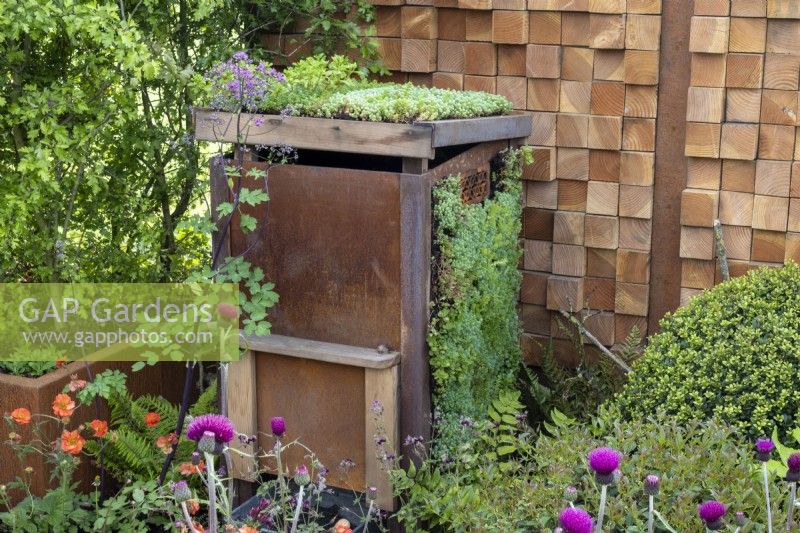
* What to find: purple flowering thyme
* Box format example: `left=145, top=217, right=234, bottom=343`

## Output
left=206, top=52, right=285, bottom=112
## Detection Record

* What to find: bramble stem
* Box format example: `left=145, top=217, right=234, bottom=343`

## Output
left=595, top=484, right=607, bottom=532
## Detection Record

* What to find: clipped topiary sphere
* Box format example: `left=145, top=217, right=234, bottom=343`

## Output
left=615, top=263, right=800, bottom=439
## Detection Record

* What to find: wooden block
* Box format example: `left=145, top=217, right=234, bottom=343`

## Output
left=689, top=16, right=730, bottom=54
left=695, top=0, right=730, bottom=15
left=528, top=111, right=557, bottom=145
left=732, top=0, right=766, bottom=16
left=497, top=76, right=527, bottom=109
left=437, top=40, right=465, bottom=72
left=493, top=10, right=529, bottom=44
left=585, top=277, right=616, bottom=310
left=459, top=0, right=493, bottom=8
left=685, top=122, right=722, bottom=158
left=786, top=232, right=800, bottom=262
left=556, top=148, right=589, bottom=181
left=752, top=195, right=789, bottom=231
left=546, top=276, right=585, bottom=311
left=402, top=7, right=437, bottom=39
left=493, top=0, right=526, bottom=8
left=432, top=72, right=464, bottom=90
left=433, top=0, right=459, bottom=6
left=789, top=199, right=800, bottom=232
left=759, top=124, right=796, bottom=160
left=725, top=53, right=763, bottom=88
left=755, top=159, right=792, bottom=196
left=616, top=314, right=648, bottom=341
left=591, top=81, right=625, bottom=116
left=562, top=47, right=595, bottom=81
left=587, top=248, right=617, bottom=278
left=594, top=50, right=625, bottom=81
left=590, top=14, right=626, bottom=49
left=524, top=239, right=553, bottom=271
left=615, top=282, right=649, bottom=316
left=761, top=89, right=798, bottom=125
left=376, top=7, right=402, bottom=37
left=624, top=50, right=659, bottom=85
left=622, top=118, right=656, bottom=151
left=619, top=217, right=652, bottom=250
left=584, top=214, right=619, bottom=249
left=560, top=80, right=592, bottom=113
left=529, top=11, right=561, bottom=45
left=523, top=207, right=555, bottom=239
left=624, top=86, right=658, bottom=118
left=521, top=304, right=551, bottom=335
left=586, top=181, right=620, bottom=215
left=526, top=44, right=561, bottom=78
left=619, top=151, right=655, bottom=185
left=583, top=312, right=615, bottom=346
left=719, top=191, right=754, bottom=226
left=764, top=54, right=800, bottom=90
left=401, top=39, right=437, bottom=72
left=616, top=249, right=651, bottom=283
left=464, top=74, right=496, bottom=93
left=437, top=8, right=467, bottom=40
left=588, top=116, right=623, bottom=150
left=691, top=53, right=728, bottom=87
left=527, top=78, right=560, bottom=111
left=376, top=38, right=402, bottom=70
left=408, top=72, right=434, bottom=86
left=552, top=244, right=587, bottom=276
left=720, top=123, right=759, bottom=160
left=557, top=114, right=589, bottom=148
left=626, top=15, right=661, bottom=50
left=792, top=162, right=800, bottom=197
left=464, top=42, right=497, bottom=75
left=521, top=272, right=549, bottom=305
left=466, top=10, right=493, bottom=41
left=562, top=13, right=591, bottom=46
left=721, top=159, right=755, bottom=192
left=523, top=146, right=556, bottom=181
left=687, top=157, right=722, bottom=189
left=752, top=229, right=786, bottom=262
left=627, top=0, right=662, bottom=14
left=729, top=17, right=766, bottom=53
left=553, top=210, right=585, bottom=244
left=686, top=87, right=726, bottom=123
left=721, top=225, right=752, bottom=259
left=527, top=180, right=559, bottom=209
left=589, top=0, right=625, bottom=13
left=726, top=88, right=762, bottom=122
left=681, top=189, right=720, bottom=227
left=498, top=44, right=528, bottom=75
left=680, top=226, right=715, bottom=260
left=681, top=258, right=716, bottom=289
left=619, top=184, right=653, bottom=219
left=680, top=288, right=704, bottom=306
left=590, top=149, right=621, bottom=182
left=768, top=0, right=800, bottom=18
left=766, top=20, right=800, bottom=54
left=558, top=180, right=588, bottom=211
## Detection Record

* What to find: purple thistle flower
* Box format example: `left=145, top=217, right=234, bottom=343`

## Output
left=588, top=447, right=622, bottom=485
left=171, top=480, right=191, bottom=503
left=563, top=486, right=578, bottom=503
left=186, top=414, right=235, bottom=444
left=270, top=416, right=286, bottom=437
left=787, top=452, right=800, bottom=482
left=698, top=500, right=726, bottom=530
left=559, top=507, right=593, bottom=533
left=755, top=437, right=775, bottom=462
left=644, top=474, right=660, bottom=496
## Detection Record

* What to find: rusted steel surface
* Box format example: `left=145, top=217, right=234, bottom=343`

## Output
left=254, top=352, right=366, bottom=489
left=230, top=163, right=403, bottom=349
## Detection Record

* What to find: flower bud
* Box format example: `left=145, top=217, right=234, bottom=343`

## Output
left=367, top=486, right=378, bottom=502
left=198, top=431, right=217, bottom=454
left=563, top=486, right=578, bottom=503
left=644, top=474, right=660, bottom=496
left=270, top=417, right=286, bottom=438
left=191, top=451, right=201, bottom=466
left=172, top=480, right=192, bottom=503
left=294, top=464, right=310, bottom=486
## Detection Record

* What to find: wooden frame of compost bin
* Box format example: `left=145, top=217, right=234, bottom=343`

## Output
left=197, top=109, right=531, bottom=512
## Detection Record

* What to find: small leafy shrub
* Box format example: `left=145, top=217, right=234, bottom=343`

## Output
left=614, top=263, right=800, bottom=439
left=427, top=148, right=527, bottom=453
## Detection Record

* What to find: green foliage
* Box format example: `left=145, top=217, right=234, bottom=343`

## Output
left=74, top=369, right=127, bottom=404
left=427, top=148, right=527, bottom=453
left=84, top=381, right=218, bottom=483
left=614, top=263, right=800, bottom=439
left=767, top=426, right=800, bottom=477
left=0, top=361, right=56, bottom=378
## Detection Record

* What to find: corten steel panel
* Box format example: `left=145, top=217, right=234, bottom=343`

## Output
left=254, top=352, right=366, bottom=489
left=230, top=163, right=403, bottom=349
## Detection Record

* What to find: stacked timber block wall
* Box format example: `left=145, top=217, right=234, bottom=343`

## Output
left=371, top=0, right=662, bottom=353
left=680, top=0, right=800, bottom=302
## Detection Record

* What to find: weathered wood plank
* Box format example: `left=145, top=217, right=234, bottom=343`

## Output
left=241, top=334, right=400, bottom=369
left=227, top=350, right=258, bottom=480
left=364, top=366, right=399, bottom=511
left=420, top=111, right=532, bottom=147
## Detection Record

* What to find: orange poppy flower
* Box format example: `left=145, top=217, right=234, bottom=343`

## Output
left=239, top=526, right=259, bottom=533
left=10, top=408, right=31, bottom=425
left=61, top=430, right=85, bottom=455
left=179, top=461, right=205, bottom=476
left=89, top=419, right=108, bottom=438
left=156, top=432, right=178, bottom=453
left=186, top=499, right=200, bottom=515
left=144, top=412, right=160, bottom=427
left=52, top=394, right=76, bottom=418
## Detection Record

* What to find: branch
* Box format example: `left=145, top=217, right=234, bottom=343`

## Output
left=557, top=309, right=632, bottom=374
left=713, top=219, right=730, bottom=282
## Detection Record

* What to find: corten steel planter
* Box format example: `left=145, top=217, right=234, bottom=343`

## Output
left=195, top=109, right=531, bottom=510
left=0, top=361, right=186, bottom=504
